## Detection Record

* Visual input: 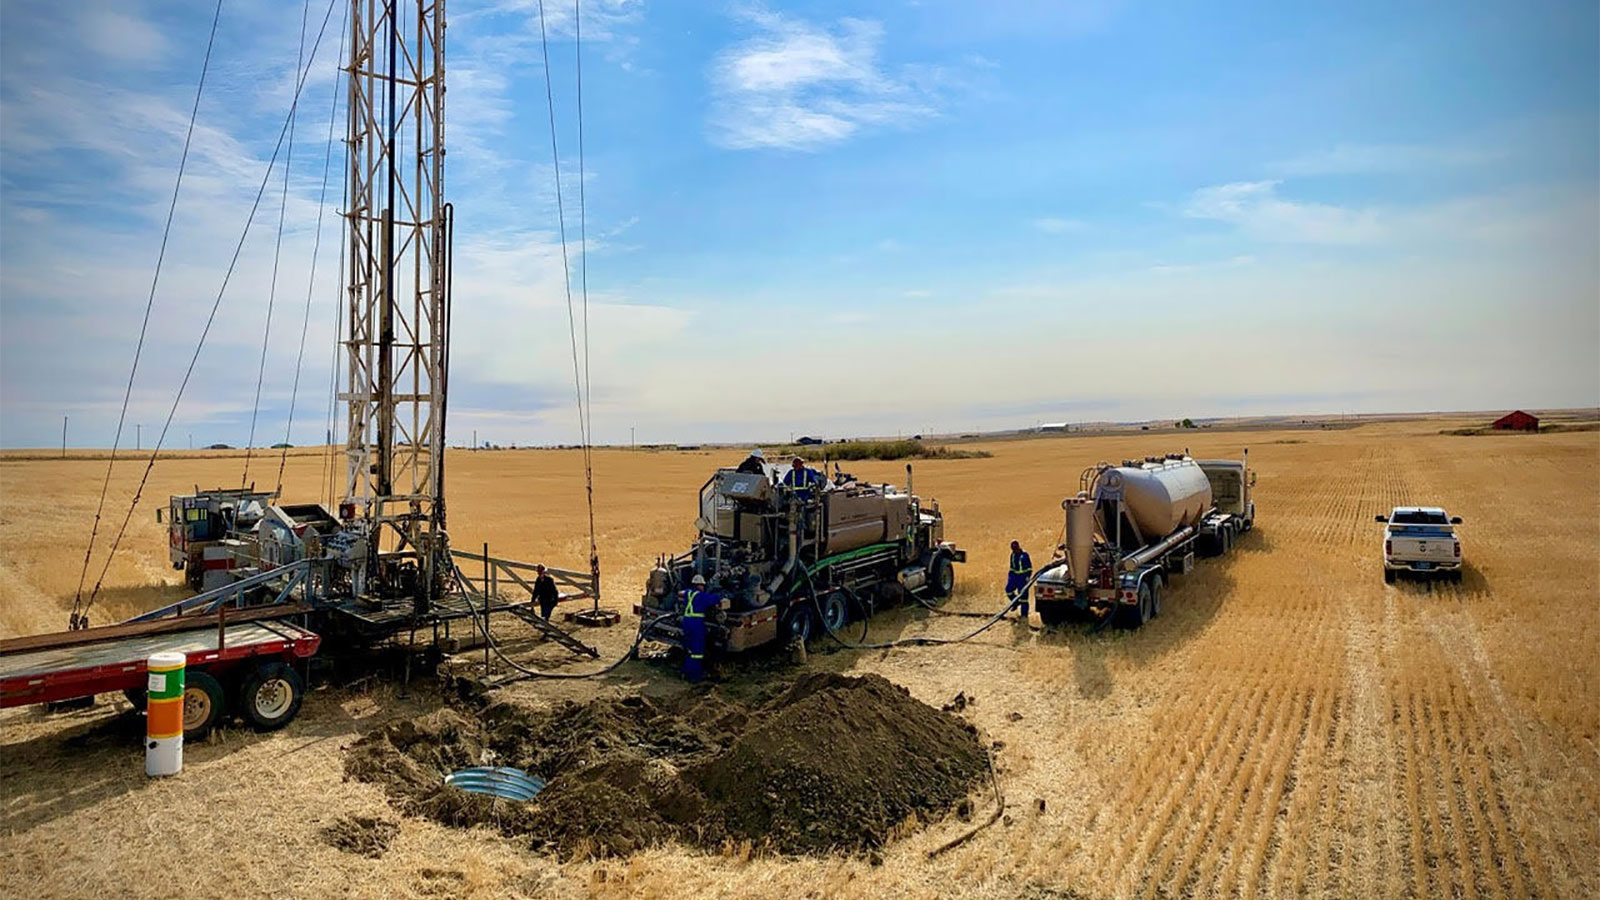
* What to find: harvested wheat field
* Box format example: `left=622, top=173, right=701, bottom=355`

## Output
left=2, top=418, right=1597, bottom=899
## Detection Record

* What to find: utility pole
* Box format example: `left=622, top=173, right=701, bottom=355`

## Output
left=472, top=429, right=477, bottom=450
left=136, top=424, right=141, bottom=451
left=188, top=432, right=193, bottom=450
left=61, top=416, right=67, bottom=458
left=630, top=425, right=635, bottom=448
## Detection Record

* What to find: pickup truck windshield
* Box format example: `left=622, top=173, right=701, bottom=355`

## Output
left=1392, top=510, right=1449, bottom=525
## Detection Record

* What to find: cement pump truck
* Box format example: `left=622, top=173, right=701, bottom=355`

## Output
left=638, top=460, right=966, bottom=654
left=1035, top=452, right=1255, bottom=628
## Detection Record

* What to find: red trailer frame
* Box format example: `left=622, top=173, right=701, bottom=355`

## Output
left=0, top=614, right=318, bottom=707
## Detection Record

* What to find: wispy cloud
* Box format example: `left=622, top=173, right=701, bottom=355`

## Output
left=1273, top=142, right=1502, bottom=177
left=708, top=9, right=938, bottom=151
left=1033, top=217, right=1083, bottom=234
left=1183, top=180, right=1387, bottom=244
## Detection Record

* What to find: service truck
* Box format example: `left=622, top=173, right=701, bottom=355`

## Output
left=638, top=460, right=965, bottom=657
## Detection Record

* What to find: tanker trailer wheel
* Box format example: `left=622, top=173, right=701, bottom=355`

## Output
left=926, top=554, right=955, bottom=602
left=181, top=671, right=228, bottom=739
left=819, top=591, right=850, bottom=634
left=1118, top=583, right=1154, bottom=629
left=1149, top=580, right=1162, bottom=619
left=239, top=662, right=305, bottom=732
left=1036, top=601, right=1071, bottom=627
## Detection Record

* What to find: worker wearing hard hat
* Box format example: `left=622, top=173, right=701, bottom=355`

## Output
left=1006, top=540, right=1033, bottom=619
left=679, top=574, right=722, bottom=683
left=735, top=448, right=767, bottom=475
left=781, top=456, right=823, bottom=500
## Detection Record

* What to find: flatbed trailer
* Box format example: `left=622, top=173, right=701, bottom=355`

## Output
left=0, top=616, right=321, bottom=736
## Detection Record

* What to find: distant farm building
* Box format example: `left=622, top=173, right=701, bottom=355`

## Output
left=1491, top=410, right=1539, bottom=431
left=1039, top=423, right=1069, bottom=433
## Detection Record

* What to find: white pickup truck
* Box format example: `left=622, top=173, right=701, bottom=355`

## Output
left=1375, top=506, right=1464, bottom=583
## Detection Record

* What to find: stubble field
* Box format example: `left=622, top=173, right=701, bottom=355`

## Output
left=1, top=418, right=1596, bottom=899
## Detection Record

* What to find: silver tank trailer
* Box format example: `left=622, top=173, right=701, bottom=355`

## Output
left=1101, top=459, right=1213, bottom=539
left=1063, top=457, right=1213, bottom=589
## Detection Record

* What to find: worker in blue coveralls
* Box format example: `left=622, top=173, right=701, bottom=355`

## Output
left=680, top=574, right=722, bottom=683
left=781, top=456, right=824, bottom=500
left=1006, top=540, right=1033, bottom=619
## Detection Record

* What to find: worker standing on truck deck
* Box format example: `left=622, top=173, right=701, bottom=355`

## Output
left=735, top=448, right=767, bottom=474
left=782, top=456, right=823, bottom=500
left=533, top=564, right=560, bottom=620
left=680, top=575, right=722, bottom=682
left=1006, top=540, right=1033, bottom=619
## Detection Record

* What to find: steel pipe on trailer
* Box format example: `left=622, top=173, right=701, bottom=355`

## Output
left=122, top=558, right=317, bottom=623
left=1121, top=524, right=1197, bottom=572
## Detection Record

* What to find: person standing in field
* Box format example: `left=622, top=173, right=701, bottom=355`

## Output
left=533, top=564, right=560, bottom=620
left=1007, top=540, right=1033, bottom=619
left=679, top=575, right=722, bottom=683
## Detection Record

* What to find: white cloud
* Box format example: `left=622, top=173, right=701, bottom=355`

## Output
left=78, top=4, right=169, bottom=64
left=1033, top=217, right=1083, bottom=234
left=708, top=10, right=938, bottom=151
left=1183, top=180, right=1388, bottom=244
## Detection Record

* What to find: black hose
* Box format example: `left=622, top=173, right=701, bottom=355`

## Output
left=800, top=563, right=1020, bottom=651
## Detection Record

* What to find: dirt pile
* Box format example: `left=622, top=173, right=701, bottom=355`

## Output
left=345, top=673, right=985, bottom=858
left=319, top=815, right=400, bottom=858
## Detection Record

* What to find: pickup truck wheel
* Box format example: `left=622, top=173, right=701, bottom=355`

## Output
left=239, top=662, right=304, bottom=731
left=1384, top=568, right=1396, bottom=585
left=182, top=671, right=227, bottom=739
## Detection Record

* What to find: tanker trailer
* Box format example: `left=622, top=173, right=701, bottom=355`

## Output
left=1034, top=452, right=1255, bottom=629
left=635, top=460, right=965, bottom=663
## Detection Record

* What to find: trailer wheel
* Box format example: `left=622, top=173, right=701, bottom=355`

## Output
left=239, top=662, right=304, bottom=731
left=1036, top=601, right=1070, bottom=627
left=818, top=591, right=850, bottom=634
left=182, top=671, right=227, bottom=739
left=927, top=554, right=955, bottom=600
left=1150, top=580, right=1162, bottom=619
left=1119, top=583, right=1154, bottom=629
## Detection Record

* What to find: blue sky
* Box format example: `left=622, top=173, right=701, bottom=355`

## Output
left=1, top=0, right=1596, bottom=448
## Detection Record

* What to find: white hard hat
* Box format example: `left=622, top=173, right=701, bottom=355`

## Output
left=750, top=448, right=764, bottom=459
left=691, top=574, right=706, bottom=586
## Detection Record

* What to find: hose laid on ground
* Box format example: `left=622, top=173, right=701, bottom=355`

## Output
left=927, top=738, right=1005, bottom=858
left=450, top=566, right=666, bottom=681
left=800, top=563, right=1024, bottom=651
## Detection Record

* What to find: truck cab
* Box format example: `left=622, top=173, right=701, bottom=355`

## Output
left=159, top=488, right=276, bottom=589
left=1375, top=506, right=1463, bottom=583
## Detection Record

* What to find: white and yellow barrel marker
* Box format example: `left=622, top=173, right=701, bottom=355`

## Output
left=144, top=651, right=186, bottom=776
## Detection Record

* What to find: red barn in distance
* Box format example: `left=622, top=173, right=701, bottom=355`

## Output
left=1491, top=410, right=1539, bottom=431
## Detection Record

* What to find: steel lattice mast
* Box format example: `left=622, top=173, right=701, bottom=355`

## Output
left=342, top=0, right=450, bottom=602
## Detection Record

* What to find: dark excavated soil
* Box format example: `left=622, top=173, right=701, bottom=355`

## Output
left=345, top=673, right=986, bottom=858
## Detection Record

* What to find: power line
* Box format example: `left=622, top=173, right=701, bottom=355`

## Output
left=71, top=0, right=226, bottom=629
left=77, top=0, right=343, bottom=626
left=243, top=0, right=313, bottom=490
left=279, top=3, right=348, bottom=497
